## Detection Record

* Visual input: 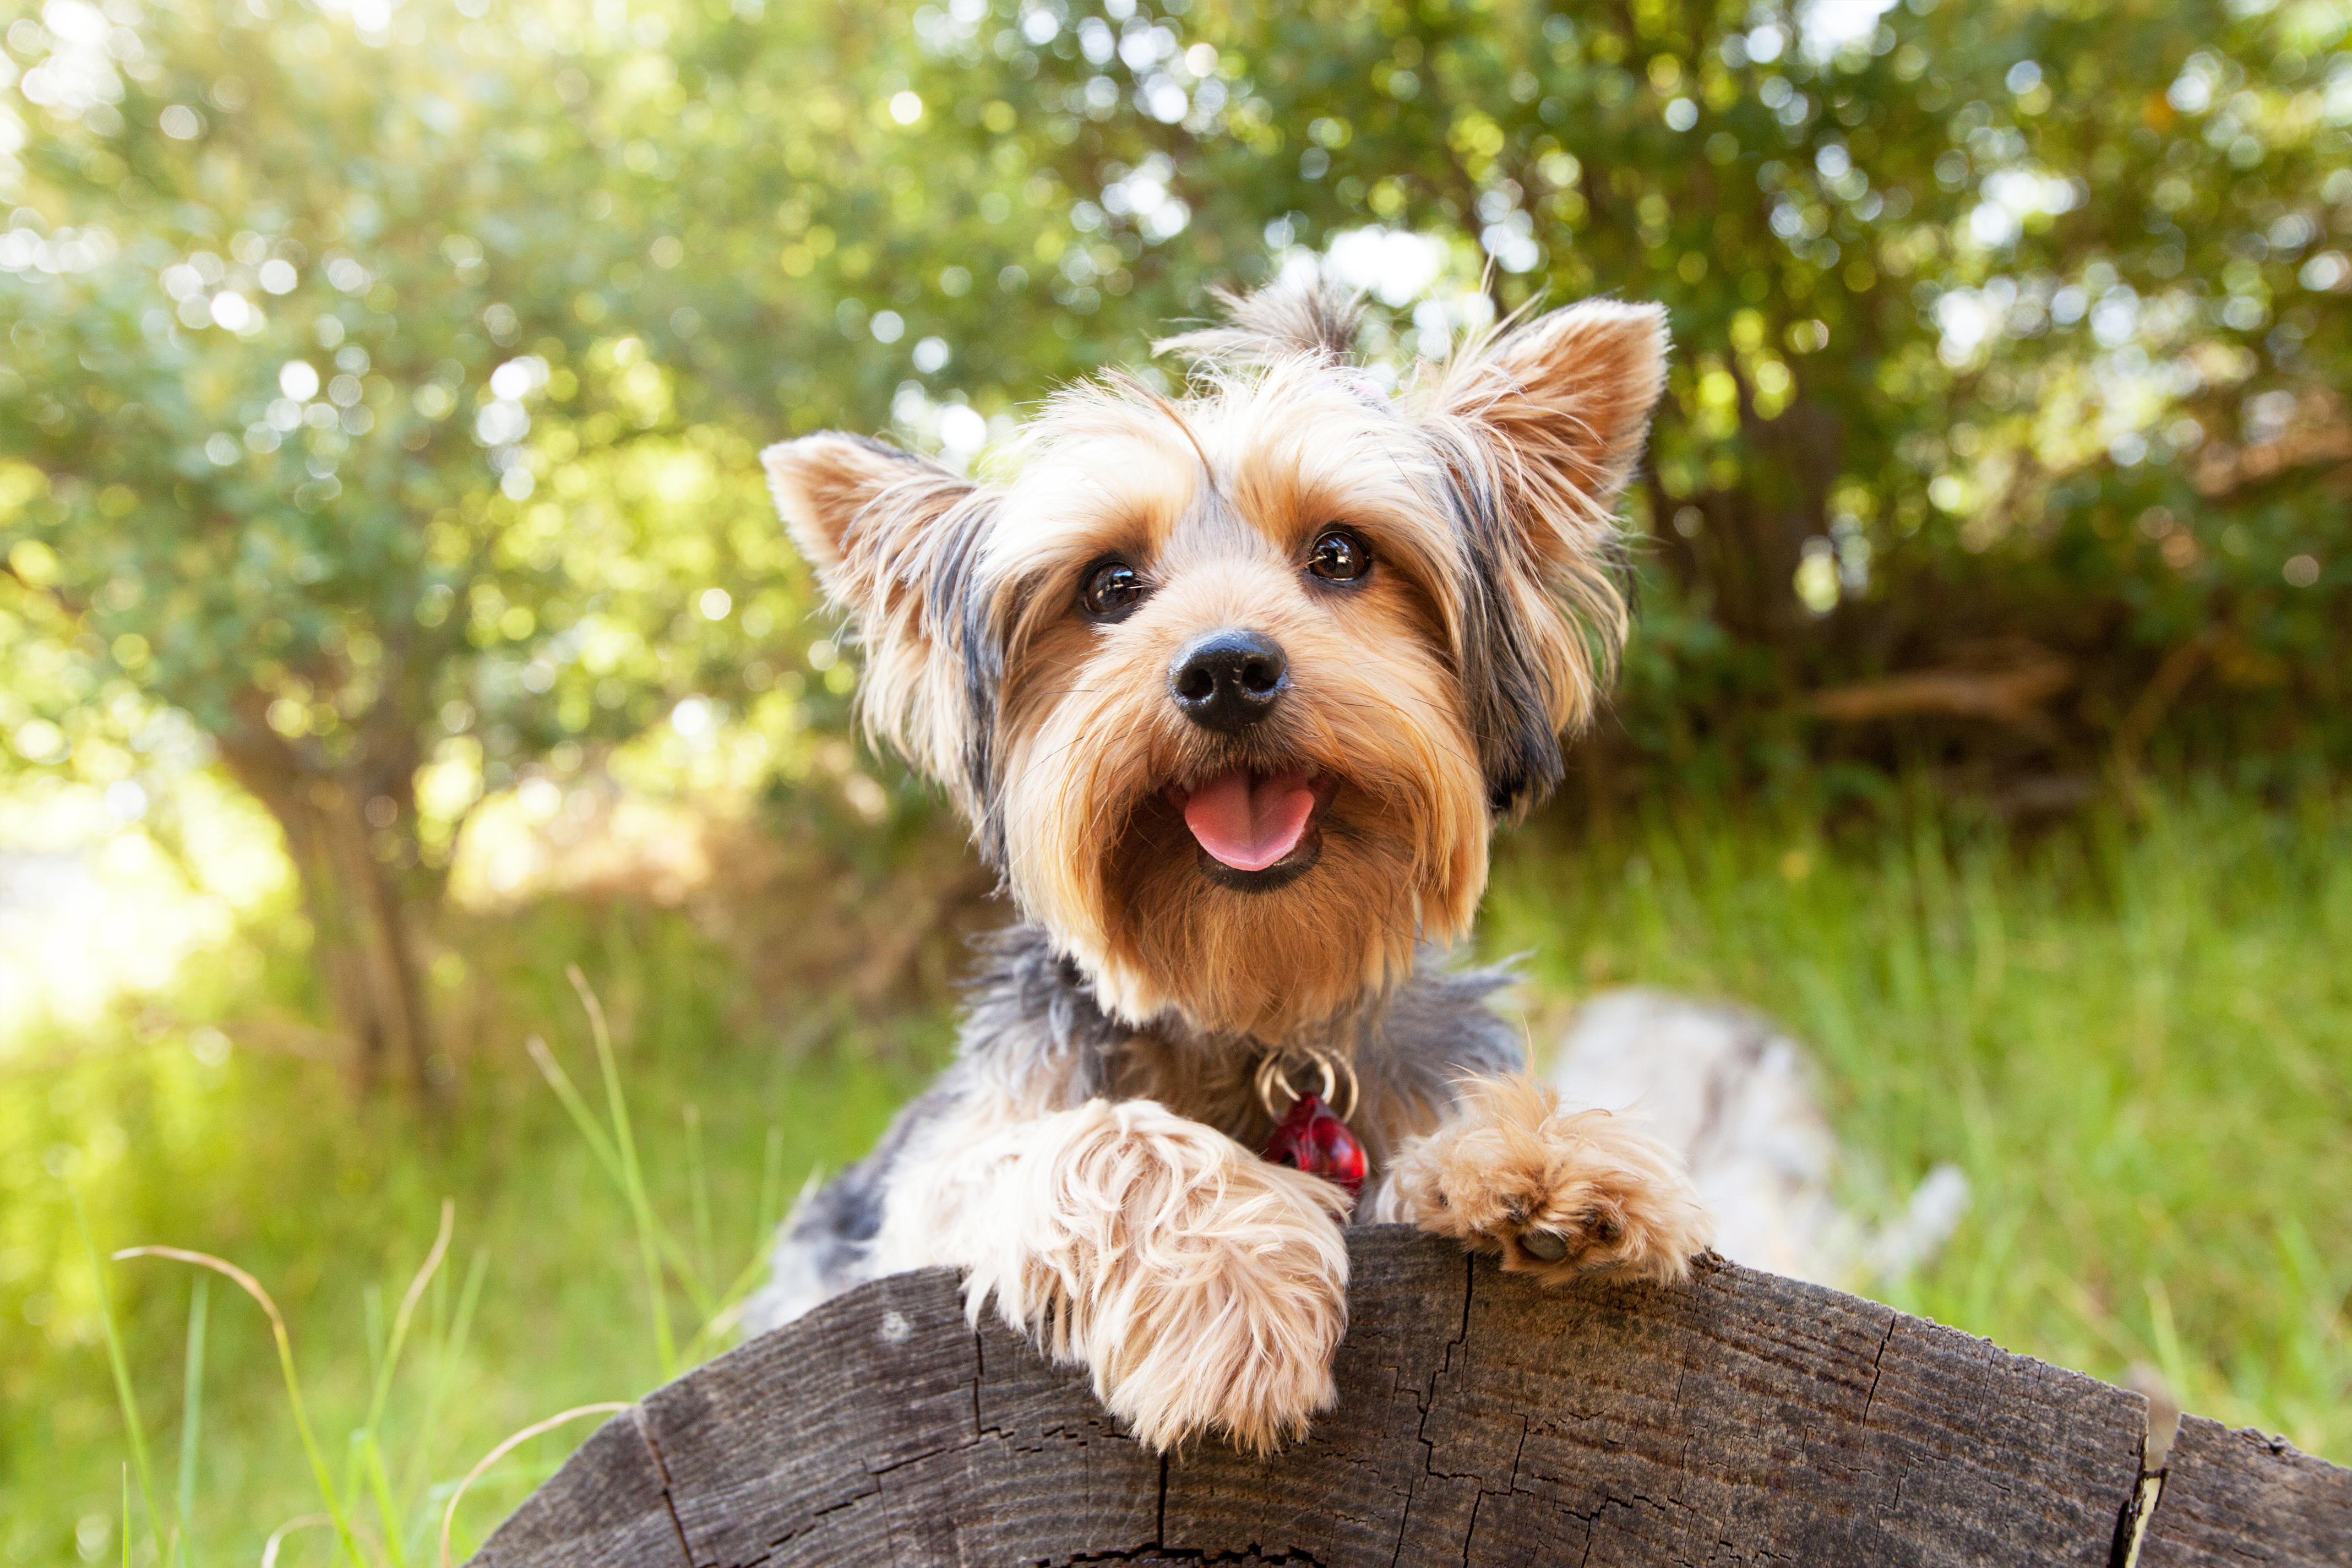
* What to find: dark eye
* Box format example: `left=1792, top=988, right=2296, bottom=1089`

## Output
left=1080, top=558, right=1147, bottom=622
left=1307, top=529, right=1371, bottom=584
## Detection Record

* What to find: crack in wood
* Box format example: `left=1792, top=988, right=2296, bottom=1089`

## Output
left=2110, top=1472, right=2162, bottom=1568
left=629, top=1407, right=699, bottom=1568
left=867, top=1441, right=958, bottom=1478
left=972, top=1328, right=987, bottom=1442
left=1452, top=1251, right=1474, bottom=1350
left=1858, top=1312, right=1897, bottom=1430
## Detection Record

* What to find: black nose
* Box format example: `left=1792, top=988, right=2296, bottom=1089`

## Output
left=1168, top=628, right=1289, bottom=733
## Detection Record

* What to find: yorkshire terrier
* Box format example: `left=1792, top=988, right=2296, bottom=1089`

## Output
left=741, top=282, right=1711, bottom=1453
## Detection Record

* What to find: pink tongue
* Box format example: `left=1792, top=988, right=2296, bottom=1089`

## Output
left=1183, top=768, right=1318, bottom=872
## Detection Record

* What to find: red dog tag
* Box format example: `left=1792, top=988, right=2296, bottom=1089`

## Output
left=1262, top=1092, right=1366, bottom=1201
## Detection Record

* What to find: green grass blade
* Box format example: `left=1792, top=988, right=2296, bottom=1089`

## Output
left=568, top=965, right=676, bottom=1378
left=684, top=1103, right=713, bottom=1295
left=522, top=1035, right=627, bottom=1186
left=398, top=1247, right=488, bottom=1526
left=526, top=1029, right=716, bottom=1315
left=70, top=1183, right=166, bottom=1567
left=524, top=1028, right=712, bottom=1322
left=174, top=1275, right=208, bottom=1568
left=533, top=1030, right=724, bottom=1335
left=115, top=1247, right=361, bottom=1565
left=350, top=1202, right=451, bottom=1568
left=360, top=1430, right=406, bottom=1568
left=756, top=1125, right=786, bottom=1250
left=365, top=1201, right=455, bottom=1436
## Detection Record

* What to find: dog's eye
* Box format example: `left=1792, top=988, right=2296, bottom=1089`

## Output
left=1080, top=558, right=1147, bottom=622
left=1306, top=529, right=1371, bottom=584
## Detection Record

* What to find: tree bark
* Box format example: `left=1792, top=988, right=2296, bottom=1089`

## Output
left=215, top=694, right=438, bottom=1097
left=469, top=1228, right=2351, bottom=1567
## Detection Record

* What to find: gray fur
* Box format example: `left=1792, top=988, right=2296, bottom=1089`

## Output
left=741, top=923, right=1526, bottom=1337
left=741, top=1074, right=967, bottom=1333
left=1423, top=416, right=1580, bottom=818
left=925, top=493, right=1007, bottom=862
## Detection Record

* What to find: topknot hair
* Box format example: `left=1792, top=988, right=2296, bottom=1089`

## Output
left=1153, top=281, right=1365, bottom=373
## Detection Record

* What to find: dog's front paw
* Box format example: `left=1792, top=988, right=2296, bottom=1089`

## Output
left=959, top=1098, right=1352, bottom=1455
left=1087, top=1177, right=1350, bottom=1455
left=1382, top=1075, right=1710, bottom=1285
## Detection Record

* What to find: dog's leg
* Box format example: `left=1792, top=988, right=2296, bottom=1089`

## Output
left=872, top=1095, right=1352, bottom=1453
left=1362, top=1075, right=1711, bottom=1283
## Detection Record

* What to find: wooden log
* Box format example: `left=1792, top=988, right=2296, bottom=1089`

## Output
left=470, top=1408, right=683, bottom=1566
left=2137, top=1415, right=2352, bottom=1566
left=472, top=1226, right=2349, bottom=1567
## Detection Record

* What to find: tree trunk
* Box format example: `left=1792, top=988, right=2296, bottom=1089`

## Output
left=215, top=698, right=438, bottom=1098
left=1652, top=388, right=1844, bottom=650
left=470, top=1228, right=2352, bottom=1567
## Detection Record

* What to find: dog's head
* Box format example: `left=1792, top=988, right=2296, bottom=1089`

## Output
left=764, top=284, right=1667, bottom=1039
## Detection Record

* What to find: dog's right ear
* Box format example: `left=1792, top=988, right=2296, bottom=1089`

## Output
left=761, top=433, right=998, bottom=814
left=763, top=431, right=966, bottom=594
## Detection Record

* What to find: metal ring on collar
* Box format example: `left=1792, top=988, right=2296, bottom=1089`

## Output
left=1255, top=1049, right=1358, bottom=1121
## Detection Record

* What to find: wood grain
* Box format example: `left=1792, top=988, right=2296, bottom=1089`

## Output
left=470, top=1226, right=2344, bottom=1567
left=470, top=1408, right=685, bottom=1568
left=2138, top=1415, right=2352, bottom=1567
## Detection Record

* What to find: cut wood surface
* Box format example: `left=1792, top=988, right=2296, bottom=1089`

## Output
left=472, top=1226, right=2348, bottom=1567
left=2138, top=1415, right=2352, bottom=1566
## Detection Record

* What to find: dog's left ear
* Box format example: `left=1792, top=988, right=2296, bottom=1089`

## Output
left=1424, top=300, right=1669, bottom=815
left=761, top=433, right=999, bottom=821
left=1447, top=299, right=1668, bottom=529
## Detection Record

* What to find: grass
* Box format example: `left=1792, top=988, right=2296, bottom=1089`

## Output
left=1485, top=780, right=2352, bottom=1457
left=2, top=898, right=950, bottom=1566
left=2, top=779, right=2347, bottom=1563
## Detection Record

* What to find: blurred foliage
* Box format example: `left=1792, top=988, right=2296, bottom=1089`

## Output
left=3, top=0, right=2350, bottom=1078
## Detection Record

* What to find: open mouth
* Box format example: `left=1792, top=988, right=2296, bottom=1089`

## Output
left=1164, top=766, right=1341, bottom=890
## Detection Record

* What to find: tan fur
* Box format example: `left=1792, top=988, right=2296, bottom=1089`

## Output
left=759, top=283, right=1699, bottom=1455
left=1408, top=301, right=1667, bottom=757
left=996, top=515, right=1489, bottom=1036
left=1153, top=279, right=1363, bottom=368
left=871, top=1094, right=1352, bottom=1453
left=763, top=303, right=1669, bottom=1020
left=1366, top=1075, right=1712, bottom=1284
left=760, top=434, right=998, bottom=818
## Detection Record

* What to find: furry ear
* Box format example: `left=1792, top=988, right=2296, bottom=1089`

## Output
left=761, top=433, right=1000, bottom=829
left=1446, top=300, right=1669, bottom=527
left=1420, top=300, right=1670, bottom=816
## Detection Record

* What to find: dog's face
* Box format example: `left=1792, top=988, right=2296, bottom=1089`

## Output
left=764, top=286, right=1667, bottom=1039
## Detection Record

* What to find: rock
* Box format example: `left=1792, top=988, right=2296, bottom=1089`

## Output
left=1548, top=988, right=1970, bottom=1291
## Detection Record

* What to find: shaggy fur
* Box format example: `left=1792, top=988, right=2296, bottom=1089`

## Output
left=743, top=281, right=1712, bottom=1453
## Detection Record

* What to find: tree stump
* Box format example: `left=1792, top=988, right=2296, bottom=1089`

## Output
left=473, top=1227, right=2350, bottom=1566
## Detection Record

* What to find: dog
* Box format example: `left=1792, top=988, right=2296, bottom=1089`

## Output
left=740, top=282, right=1711, bottom=1453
